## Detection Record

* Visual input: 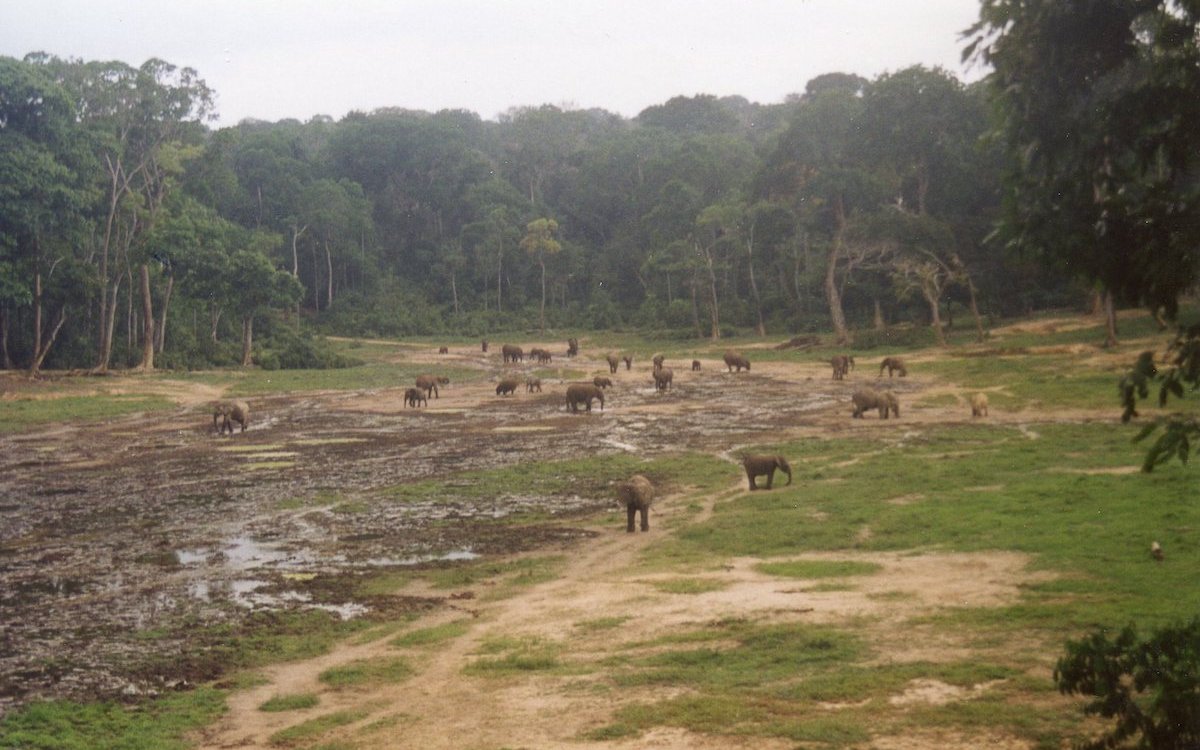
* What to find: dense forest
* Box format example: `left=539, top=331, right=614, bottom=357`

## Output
left=2, top=0, right=1198, bottom=373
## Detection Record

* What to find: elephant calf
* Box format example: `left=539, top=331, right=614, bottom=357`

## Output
left=526, top=377, right=542, bottom=393
left=879, top=356, right=907, bottom=378
left=971, top=392, right=989, bottom=417
left=742, top=454, right=791, bottom=490
left=404, top=387, right=427, bottom=407
left=851, top=388, right=899, bottom=419
left=616, top=474, right=655, bottom=532
left=496, top=378, right=521, bottom=396
left=593, top=376, right=613, bottom=389
left=212, top=400, right=250, bottom=435
left=566, top=383, right=605, bottom=413
left=723, top=351, right=750, bottom=372
left=831, top=354, right=855, bottom=380
left=692, top=359, right=701, bottom=371
left=606, top=354, right=620, bottom=374
left=653, top=367, right=674, bottom=391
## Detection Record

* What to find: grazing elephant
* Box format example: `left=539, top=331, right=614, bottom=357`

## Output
left=879, top=357, right=907, bottom=378
left=851, top=388, right=899, bottom=419
left=623, top=355, right=633, bottom=371
left=526, top=377, right=543, bottom=393
left=567, top=338, right=579, bottom=357
left=438, top=346, right=449, bottom=354
left=606, top=354, right=620, bottom=374
left=652, top=354, right=665, bottom=371
left=593, top=376, right=613, bottom=389
left=971, top=392, right=989, bottom=417
left=212, top=400, right=250, bottom=435
left=496, top=378, right=521, bottom=396
left=830, top=354, right=855, bottom=380
left=692, top=359, right=701, bottom=371
left=502, top=344, right=524, bottom=363
left=481, top=339, right=489, bottom=353
left=537, top=350, right=553, bottom=364
left=723, top=351, right=751, bottom=372
left=415, top=374, right=440, bottom=399
left=653, top=367, right=674, bottom=391
left=616, top=474, right=655, bottom=532
left=404, top=387, right=427, bottom=407
left=566, top=383, right=605, bottom=413
left=742, top=454, right=792, bottom=490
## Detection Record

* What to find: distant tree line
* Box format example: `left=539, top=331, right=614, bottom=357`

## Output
left=2, top=0, right=1197, bottom=373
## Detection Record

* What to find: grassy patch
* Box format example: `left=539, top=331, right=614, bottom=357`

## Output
left=267, top=709, right=369, bottom=747
left=259, top=693, right=320, bottom=712
left=0, top=394, right=175, bottom=432
left=465, top=635, right=571, bottom=677
left=317, top=657, right=414, bottom=689
left=650, top=578, right=729, bottom=594
left=390, top=620, right=471, bottom=648
left=575, top=616, right=631, bottom=633
left=756, top=560, right=883, bottom=579
left=0, top=687, right=225, bottom=750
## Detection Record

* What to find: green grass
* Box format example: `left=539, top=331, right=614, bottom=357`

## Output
left=465, top=635, right=575, bottom=677
left=259, top=693, right=320, bottom=712
left=756, top=560, right=883, bottom=579
left=650, top=578, right=730, bottom=594
left=390, top=620, right=471, bottom=648
left=0, top=393, right=175, bottom=432
left=0, top=687, right=226, bottom=750
left=267, top=709, right=369, bottom=747
left=317, top=657, right=414, bottom=689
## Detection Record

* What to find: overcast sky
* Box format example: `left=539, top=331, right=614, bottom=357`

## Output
left=1, top=0, right=987, bottom=127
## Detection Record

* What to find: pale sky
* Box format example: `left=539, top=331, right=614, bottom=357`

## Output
left=1, top=0, right=987, bottom=127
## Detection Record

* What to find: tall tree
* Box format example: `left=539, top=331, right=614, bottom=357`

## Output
left=519, top=218, right=561, bottom=332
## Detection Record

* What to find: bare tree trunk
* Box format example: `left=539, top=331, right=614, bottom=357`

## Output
left=1090, top=288, right=1104, bottom=317
left=210, top=306, right=222, bottom=342
left=291, top=224, right=307, bottom=323
left=745, top=239, right=766, bottom=336
left=825, top=198, right=851, bottom=345
left=29, top=268, right=67, bottom=378
left=689, top=271, right=703, bottom=339
left=136, top=264, right=155, bottom=371
left=450, top=271, right=460, bottom=316
left=156, top=272, right=173, bottom=353
left=539, top=258, right=547, bottom=332
left=324, top=240, right=334, bottom=309
left=1104, top=289, right=1118, bottom=347
left=496, top=240, right=503, bottom=313
left=964, top=277, right=985, bottom=342
left=0, top=306, right=11, bottom=370
left=874, top=299, right=886, bottom=331
left=241, top=316, right=253, bottom=366
left=923, top=284, right=947, bottom=346
left=96, top=275, right=122, bottom=372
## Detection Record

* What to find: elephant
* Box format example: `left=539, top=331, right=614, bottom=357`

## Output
left=653, top=367, right=674, bottom=391
left=526, top=377, right=543, bottom=393
left=566, top=383, right=605, bottom=413
left=971, top=392, right=989, bottom=417
left=692, top=360, right=701, bottom=371
left=537, top=350, right=553, bottom=364
left=404, top=387, right=427, bottom=407
left=593, top=376, right=613, bottom=389
left=616, top=474, right=655, bottom=532
left=830, top=354, right=855, bottom=380
left=724, top=351, right=751, bottom=372
left=438, top=346, right=449, bottom=354
left=502, top=344, right=525, bottom=363
left=742, top=454, right=792, bottom=490
left=567, top=338, right=579, bottom=357
left=496, top=378, right=521, bottom=396
left=879, top=357, right=908, bottom=378
left=851, top=388, right=899, bottom=419
left=437, top=376, right=450, bottom=386
left=481, top=339, right=489, bottom=353
left=212, top=400, right=250, bottom=435
left=415, top=374, right=441, bottom=399
left=623, top=355, right=633, bottom=371
left=606, top=354, right=620, bottom=374
left=652, top=354, right=665, bottom=370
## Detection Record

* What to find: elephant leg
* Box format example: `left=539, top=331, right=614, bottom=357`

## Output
left=627, top=505, right=637, bottom=533
left=639, top=507, right=649, bottom=532
left=764, top=471, right=773, bottom=490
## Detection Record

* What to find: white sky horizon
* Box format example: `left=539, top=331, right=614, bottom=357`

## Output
left=1, top=0, right=987, bottom=127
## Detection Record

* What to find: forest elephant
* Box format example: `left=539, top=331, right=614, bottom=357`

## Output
left=851, top=388, right=900, bottom=419
left=623, top=355, right=633, bottom=371
left=971, top=392, right=989, bottom=417
left=438, top=346, right=449, bottom=354
left=526, top=377, right=542, bottom=393
left=496, top=378, right=521, bottom=396
left=566, top=383, right=605, bottom=413
left=212, top=400, right=250, bottom=435
left=742, top=454, right=792, bottom=491
left=830, top=354, right=855, bottom=380
left=593, top=376, right=613, bottom=389
left=537, top=350, right=553, bottom=364
left=606, top=354, right=620, bottom=374
left=652, top=354, right=665, bottom=371
left=567, top=338, right=579, bottom=357
left=404, top=387, right=427, bottom=407
left=653, top=367, right=674, bottom=391
left=879, top=357, right=908, bottom=378
left=692, top=360, right=701, bottom=371
left=415, top=374, right=440, bottom=399
left=616, top=474, right=656, bottom=532
left=481, top=339, right=489, bottom=353
left=502, top=344, right=524, bottom=363
left=723, top=351, right=751, bottom=372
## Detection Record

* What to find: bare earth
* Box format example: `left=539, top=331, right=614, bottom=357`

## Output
left=0, top=329, right=1133, bottom=748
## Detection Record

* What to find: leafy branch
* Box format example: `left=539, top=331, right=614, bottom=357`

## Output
left=1119, top=324, right=1200, bottom=471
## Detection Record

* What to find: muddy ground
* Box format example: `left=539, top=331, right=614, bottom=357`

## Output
left=0, top=345, right=931, bottom=714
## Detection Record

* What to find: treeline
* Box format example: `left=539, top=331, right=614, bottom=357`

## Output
left=0, top=55, right=1105, bottom=374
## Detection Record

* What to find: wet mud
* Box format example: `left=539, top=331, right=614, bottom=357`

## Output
left=0, top=364, right=912, bottom=712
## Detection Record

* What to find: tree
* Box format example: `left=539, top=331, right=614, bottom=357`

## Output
left=966, top=1, right=1200, bottom=344
left=227, top=239, right=303, bottom=366
left=519, top=218, right=561, bottom=332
